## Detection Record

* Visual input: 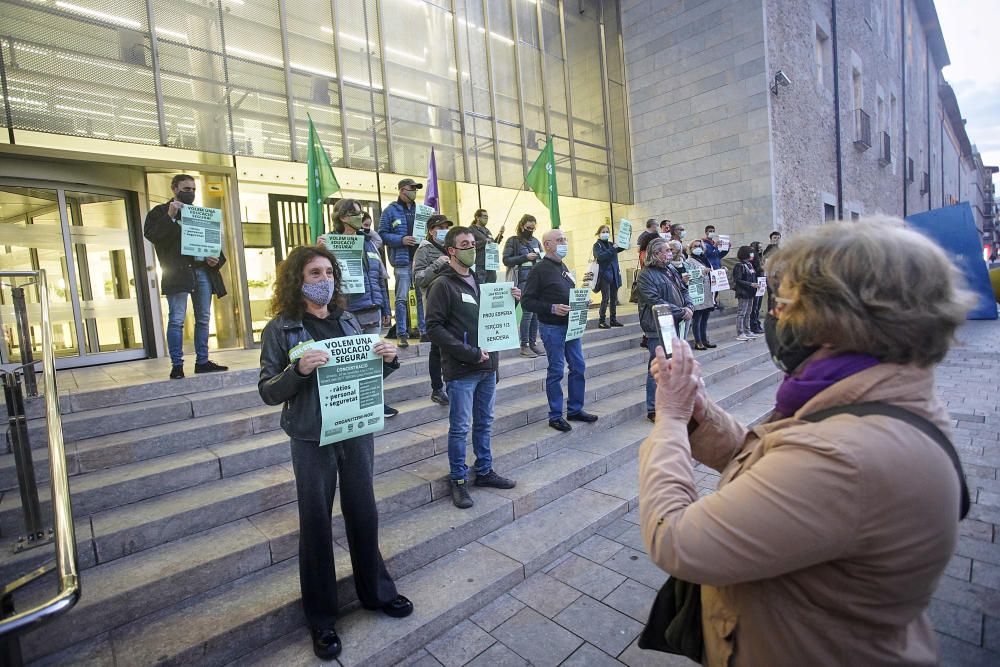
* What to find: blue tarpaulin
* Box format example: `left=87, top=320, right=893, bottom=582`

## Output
left=906, top=203, right=997, bottom=320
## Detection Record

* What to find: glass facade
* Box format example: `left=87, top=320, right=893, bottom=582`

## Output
left=0, top=0, right=631, bottom=203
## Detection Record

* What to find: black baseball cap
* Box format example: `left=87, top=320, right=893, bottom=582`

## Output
left=398, top=178, right=423, bottom=190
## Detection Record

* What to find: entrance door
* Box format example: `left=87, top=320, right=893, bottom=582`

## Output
left=0, top=182, right=148, bottom=367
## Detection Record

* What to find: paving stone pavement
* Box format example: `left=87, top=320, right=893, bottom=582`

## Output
left=411, top=320, right=1000, bottom=666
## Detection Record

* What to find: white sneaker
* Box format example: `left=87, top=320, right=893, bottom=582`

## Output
left=736, top=334, right=751, bottom=341
left=749, top=332, right=764, bottom=338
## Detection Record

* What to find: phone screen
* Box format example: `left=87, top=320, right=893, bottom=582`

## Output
left=653, top=307, right=675, bottom=357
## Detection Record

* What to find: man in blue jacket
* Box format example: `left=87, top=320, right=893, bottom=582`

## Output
left=702, top=223, right=729, bottom=310
left=378, top=178, right=424, bottom=348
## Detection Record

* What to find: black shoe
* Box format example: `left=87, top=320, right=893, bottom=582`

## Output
left=647, top=411, right=655, bottom=423
left=398, top=335, right=409, bottom=349
left=609, top=320, right=624, bottom=327
left=384, top=405, right=399, bottom=418
left=431, top=389, right=449, bottom=405
left=194, top=360, right=227, bottom=373
left=549, top=418, right=572, bottom=432
left=567, top=410, right=598, bottom=423
left=451, top=479, right=474, bottom=508
left=474, top=469, right=516, bottom=489
left=371, top=595, right=413, bottom=618
left=169, top=364, right=184, bottom=379
left=311, top=627, right=342, bottom=661
left=751, top=329, right=765, bottom=335
left=694, top=342, right=706, bottom=351
left=598, top=321, right=610, bottom=329
left=639, top=336, right=648, bottom=349
left=419, top=334, right=431, bottom=343
left=704, top=342, right=717, bottom=348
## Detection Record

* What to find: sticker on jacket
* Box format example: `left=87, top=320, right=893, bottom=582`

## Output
left=392, top=219, right=403, bottom=228
left=289, top=339, right=317, bottom=362
left=461, top=293, right=477, bottom=305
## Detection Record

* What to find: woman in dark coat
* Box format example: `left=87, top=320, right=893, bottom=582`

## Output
left=592, top=223, right=625, bottom=328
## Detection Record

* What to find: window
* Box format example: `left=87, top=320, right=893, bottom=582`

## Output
left=815, top=26, right=830, bottom=89
left=824, top=203, right=837, bottom=222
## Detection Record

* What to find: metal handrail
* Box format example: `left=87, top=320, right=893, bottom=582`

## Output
left=0, top=270, right=80, bottom=637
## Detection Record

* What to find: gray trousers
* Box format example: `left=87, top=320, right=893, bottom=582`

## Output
left=290, top=436, right=397, bottom=630
left=737, top=298, right=753, bottom=336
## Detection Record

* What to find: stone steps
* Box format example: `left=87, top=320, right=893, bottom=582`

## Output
left=20, top=351, right=781, bottom=665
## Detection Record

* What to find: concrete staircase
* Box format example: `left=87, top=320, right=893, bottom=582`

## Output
left=1, top=310, right=782, bottom=666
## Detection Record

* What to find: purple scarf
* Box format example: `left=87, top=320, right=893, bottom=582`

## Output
left=774, top=353, right=881, bottom=417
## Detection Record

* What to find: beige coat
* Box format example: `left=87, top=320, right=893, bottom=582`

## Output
left=639, top=363, right=960, bottom=666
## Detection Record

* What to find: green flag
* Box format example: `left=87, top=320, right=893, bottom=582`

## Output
left=525, top=136, right=561, bottom=229
left=306, top=115, right=340, bottom=243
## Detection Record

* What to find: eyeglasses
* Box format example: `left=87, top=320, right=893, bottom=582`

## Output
left=453, top=242, right=475, bottom=249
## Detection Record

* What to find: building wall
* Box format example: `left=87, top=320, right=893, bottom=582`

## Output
left=621, top=0, right=774, bottom=248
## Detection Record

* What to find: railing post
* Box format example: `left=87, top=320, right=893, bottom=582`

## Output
left=3, top=371, right=44, bottom=546
left=10, top=287, right=36, bottom=397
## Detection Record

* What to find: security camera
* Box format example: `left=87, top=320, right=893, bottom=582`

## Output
left=775, top=70, right=791, bottom=87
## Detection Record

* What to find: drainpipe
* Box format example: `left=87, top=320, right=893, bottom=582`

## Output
left=926, top=45, right=932, bottom=210
left=831, top=0, right=843, bottom=219
left=901, top=0, right=907, bottom=216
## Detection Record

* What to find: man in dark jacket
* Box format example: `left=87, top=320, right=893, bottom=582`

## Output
left=378, top=178, right=424, bottom=348
left=425, top=226, right=519, bottom=509
left=143, top=174, right=228, bottom=379
left=636, top=218, right=660, bottom=265
left=468, top=209, right=504, bottom=283
left=521, top=229, right=599, bottom=433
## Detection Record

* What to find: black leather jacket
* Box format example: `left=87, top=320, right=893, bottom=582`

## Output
left=258, top=308, right=399, bottom=441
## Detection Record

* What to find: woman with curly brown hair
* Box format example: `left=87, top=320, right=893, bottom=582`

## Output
left=258, top=245, right=412, bottom=661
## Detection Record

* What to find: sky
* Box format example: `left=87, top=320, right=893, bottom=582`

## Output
left=937, top=1, right=1000, bottom=169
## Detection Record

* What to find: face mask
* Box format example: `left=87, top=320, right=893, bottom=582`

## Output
left=764, top=313, right=819, bottom=374
left=402, top=189, right=416, bottom=202
left=678, top=231, right=687, bottom=239
left=771, top=238, right=780, bottom=245
left=555, top=244, right=568, bottom=259
left=455, top=247, right=476, bottom=267
left=671, top=260, right=683, bottom=267
left=692, top=247, right=704, bottom=256
left=707, top=232, right=717, bottom=240
left=659, top=232, right=668, bottom=239
left=435, top=229, right=448, bottom=243
left=302, top=278, right=335, bottom=307
left=361, top=228, right=371, bottom=234
left=599, top=232, right=610, bottom=241
left=749, top=253, right=755, bottom=260
left=346, top=213, right=364, bottom=230
left=522, top=227, right=535, bottom=237
left=176, top=190, right=196, bottom=205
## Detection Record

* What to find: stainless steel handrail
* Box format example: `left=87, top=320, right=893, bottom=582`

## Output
left=0, top=269, right=80, bottom=637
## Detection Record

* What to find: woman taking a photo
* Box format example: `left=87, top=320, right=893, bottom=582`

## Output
left=686, top=238, right=715, bottom=350
left=258, top=245, right=412, bottom=661
left=592, top=223, right=625, bottom=329
left=639, top=220, right=970, bottom=666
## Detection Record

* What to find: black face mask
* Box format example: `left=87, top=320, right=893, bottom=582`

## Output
left=764, top=313, right=819, bottom=374
left=176, top=190, right=196, bottom=205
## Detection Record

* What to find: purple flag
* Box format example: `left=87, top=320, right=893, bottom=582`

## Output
left=424, top=147, right=439, bottom=212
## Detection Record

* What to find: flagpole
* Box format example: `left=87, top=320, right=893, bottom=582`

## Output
left=499, top=180, right=528, bottom=232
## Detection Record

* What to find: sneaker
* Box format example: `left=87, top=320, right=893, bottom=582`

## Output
left=169, top=364, right=184, bottom=379
left=384, top=405, right=399, bottom=418
left=609, top=320, right=624, bottom=327
left=430, top=389, right=449, bottom=405
left=520, top=344, right=537, bottom=358
left=398, top=335, right=409, bottom=349
left=419, top=334, right=431, bottom=343
left=647, top=411, right=655, bottom=423
left=450, top=479, right=473, bottom=509
left=474, top=469, right=516, bottom=489
left=748, top=332, right=764, bottom=338
left=736, top=334, right=751, bottom=341
left=194, top=360, right=228, bottom=373
left=529, top=343, right=545, bottom=356
left=598, top=321, right=610, bottom=329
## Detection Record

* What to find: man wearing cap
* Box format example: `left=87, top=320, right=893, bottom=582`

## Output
left=412, top=214, right=454, bottom=406
left=378, top=178, right=425, bottom=348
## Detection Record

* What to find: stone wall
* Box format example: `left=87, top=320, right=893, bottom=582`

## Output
left=620, top=0, right=774, bottom=249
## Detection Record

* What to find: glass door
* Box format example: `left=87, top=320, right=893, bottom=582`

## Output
left=0, top=182, right=148, bottom=367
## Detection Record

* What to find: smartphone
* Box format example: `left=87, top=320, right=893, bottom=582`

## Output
left=652, top=304, right=676, bottom=358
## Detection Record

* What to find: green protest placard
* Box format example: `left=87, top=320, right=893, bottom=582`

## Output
left=291, top=335, right=384, bottom=446
left=565, top=288, right=590, bottom=341
left=616, top=218, right=633, bottom=250
left=319, top=233, right=366, bottom=294
left=180, top=205, right=223, bottom=257
left=477, top=282, right=519, bottom=352
left=686, top=261, right=705, bottom=306
left=413, top=203, right=435, bottom=240
left=485, top=242, right=500, bottom=271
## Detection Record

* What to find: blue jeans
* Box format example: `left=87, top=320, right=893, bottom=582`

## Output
left=646, top=337, right=660, bottom=412
left=519, top=310, right=538, bottom=346
left=392, top=266, right=424, bottom=337
left=166, top=267, right=212, bottom=366
left=538, top=323, right=586, bottom=421
left=692, top=308, right=711, bottom=343
left=445, top=371, right=496, bottom=480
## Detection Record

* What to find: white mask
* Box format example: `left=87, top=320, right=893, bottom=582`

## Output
left=599, top=232, right=610, bottom=241
left=692, top=247, right=704, bottom=256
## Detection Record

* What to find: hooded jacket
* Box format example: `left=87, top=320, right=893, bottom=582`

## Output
left=344, top=232, right=391, bottom=317
left=639, top=363, right=959, bottom=666
left=377, top=198, right=417, bottom=268
left=412, top=237, right=449, bottom=295
left=424, top=264, right=499, bottom=381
